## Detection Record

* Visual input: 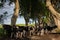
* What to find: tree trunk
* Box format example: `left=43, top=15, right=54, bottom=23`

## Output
left=11, top=0, right=19, bottom=26
left=53, top=15, right=60, bottom=29
left=24, top=18, right=28, bottom=26
left=38, top=18, right=40, bottom=27
left=46, top=0, right=60, bottom=29
left=35, top=19, right=37, bottom=27
left=25, top=20, right=28, bottom=26
left=38, top=17, right=43, bottom=27
left=38, top=18, right=44, bottom=35
left=38, top=17, right=41, bottom=27
left=49, top=14, right=55, bottom=26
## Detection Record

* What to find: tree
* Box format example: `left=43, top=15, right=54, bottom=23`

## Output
left=11, top=0, right=20, bottom=26
left=0, top=0, right=20, bottom=26
left=20, top=0, right=31, bottom=26
left=46, top=0, right=60, bottom=29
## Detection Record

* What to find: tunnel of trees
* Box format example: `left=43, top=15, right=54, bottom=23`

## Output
left=0, top=0, right=60, bottom=29
left=0, top=0, right=60, bottom=37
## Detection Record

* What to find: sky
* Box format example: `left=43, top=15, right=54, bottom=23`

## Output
left=0, top=1, right=25, bottom=24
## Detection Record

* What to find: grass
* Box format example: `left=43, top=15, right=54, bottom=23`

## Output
left=0, top=24, right=3, bottom=28
left=17, top=24, right=35, bottom=26
left=0, top=24, right=7, bottom=37
left=0, top=25, right=5, bottom=37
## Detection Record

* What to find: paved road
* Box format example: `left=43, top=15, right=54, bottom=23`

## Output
left=30, top=34, right=60, bottom=40
left=0, top=34, right=60, bottom=40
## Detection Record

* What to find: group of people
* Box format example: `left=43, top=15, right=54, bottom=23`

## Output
left=3, top=24, right=57, bottom=39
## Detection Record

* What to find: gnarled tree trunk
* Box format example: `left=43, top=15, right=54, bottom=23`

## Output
left=25, top=18, right=28, bottom=26
left=46, top=0, right=60, bottom=29
left=11, top=0, right=20, bottom=26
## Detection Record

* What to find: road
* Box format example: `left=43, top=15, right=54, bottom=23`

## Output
left=0, top=33, right=60, bottom=40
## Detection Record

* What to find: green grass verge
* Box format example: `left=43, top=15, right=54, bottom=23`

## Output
left=17, top=24, right=35, bottom=26
left=0, top=24, right=6, bottom=37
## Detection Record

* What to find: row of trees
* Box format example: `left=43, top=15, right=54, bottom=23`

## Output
left=0, top=0, right=60, bottom=29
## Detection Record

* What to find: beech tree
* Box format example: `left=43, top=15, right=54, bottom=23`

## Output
left=11, top=0, right=20, bottom=26
left=46, top=0, right=60, bottom=29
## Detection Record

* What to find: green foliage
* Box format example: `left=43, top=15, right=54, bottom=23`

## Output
left=0, top=25, right=6, bottom=37
left=0, top=3, right=3, bottom=7
left=0, top=0, right=52, bottom=26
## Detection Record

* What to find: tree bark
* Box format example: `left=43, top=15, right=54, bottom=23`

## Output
left=38, top=17, right=43, bottom=27
left=49, top=14, right=55, bottom=26
left=46, top=0, right=60, bottom=29
left=11, top=0, right=19, bottom=26
left=24, top=18, right=28, bottom=26
left=35, top=19, right=37, bottom=27
left=25, top=20, right=28, bottom=26
left=38, top=17, right=40, bottom=27
left=46, top=0, right=60, bottom=19
left=38, top=17, right=45, bottom=35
